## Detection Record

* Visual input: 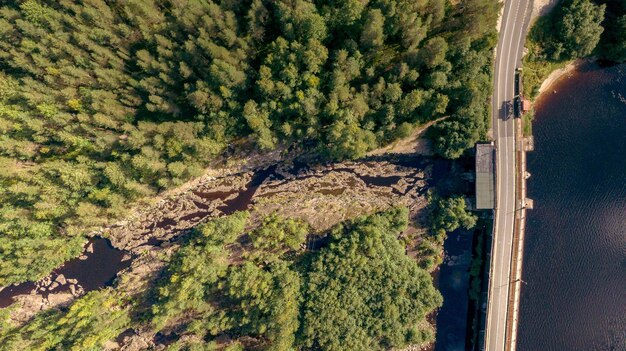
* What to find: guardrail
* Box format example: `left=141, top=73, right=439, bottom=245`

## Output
left=504, top=110, right=530, bottom=351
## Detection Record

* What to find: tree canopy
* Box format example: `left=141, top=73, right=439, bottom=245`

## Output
left=428, top=194, right=477, bottom=241
left=150, top=208, right=441, bottom=350
left=596, top=0, right=626, bottom=62
left=0, top=0, right=499, bottom=286
left=0, top=288, right=130, bottom=351
left=528, top=0, right=606, bottom=61
left=556, top=0, right=606, bottom=59
left=522, top=0, right=626, bottom=97
left=301, top=207, right=442, bottom=351
left=2, top=208, right=442, bottom=351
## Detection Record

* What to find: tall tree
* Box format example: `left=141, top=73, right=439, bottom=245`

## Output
left=554, top=0, right=606, bottom=59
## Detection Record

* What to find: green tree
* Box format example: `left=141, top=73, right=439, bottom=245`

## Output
left=0, top=0, right=501, bottom=285
left=360, top=9, right=385, bottom=49
left=222, top=261, right=301, bottom=351
left=428, top=194, right=477, bottom=241
left=0, top=288, right=130, bottom=351
left=301, top=207, right=442, bottom=351
left=554, top=0, right=606, bottom=59
left=151, top=212, right=249, bottom=330
left=250, top=214, right=308, bottom=255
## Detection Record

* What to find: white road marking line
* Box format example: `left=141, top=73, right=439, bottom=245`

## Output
left=493, top=0, right=523, bottom=348
left=508, top=3, right=532, bottom=350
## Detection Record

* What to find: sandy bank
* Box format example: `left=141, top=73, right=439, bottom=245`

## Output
left=530, top=0, right=559, bottom=23
left=536, top=59, right=590, bottom=99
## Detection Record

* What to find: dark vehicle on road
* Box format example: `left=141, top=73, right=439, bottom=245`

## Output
left=502, top=100, right=514, bottom=120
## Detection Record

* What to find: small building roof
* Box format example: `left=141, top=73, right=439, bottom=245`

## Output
left=475, top=143, right=495, bottom=209
left=522, top=99, right=532, bottom=112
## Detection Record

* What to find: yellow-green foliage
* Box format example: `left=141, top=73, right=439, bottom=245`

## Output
left=249, top=214, right=309, bottom=260
left=3, top=208, right=442, bottom=351
left=0, top=288, right=130, bottom=351
left=151, top=211, right=249, bottom=330
left=0, top=0, right=500, bottom=286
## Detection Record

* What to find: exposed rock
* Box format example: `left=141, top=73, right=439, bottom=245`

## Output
left=120, top=333, right=157, bottom=351
left=252, top=160, right=429, bottom=232
left=79, top=255, right=88, bottom=260
left=101, top=155, right=434, bottom=254
left=102, top=340, right=120, bottom=350
left=104, top=172, right=253, bottom=251
left=115, top=248, right=171, bottom=298
left=48, top=282, right=59, bottom=291
left=46, top=292, right=74, bottom=307
left=86, top=243, right=94, bottom=253
left=8, top=292, right=74, bottom=326
left=6, top=154, right=441, bottom=331
left=55, top=274, right=67, bottom=285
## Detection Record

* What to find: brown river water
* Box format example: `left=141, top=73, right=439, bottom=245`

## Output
left=518, top=62, right=626, bottom=350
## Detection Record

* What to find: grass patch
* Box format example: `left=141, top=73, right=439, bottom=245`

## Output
left=523, top=109, right=534, bottom=137
left=520, top=15, right=568, bottom=137
left=523, top=57, right=569, bottom=99
left=522, top=15, right=570, bottom=99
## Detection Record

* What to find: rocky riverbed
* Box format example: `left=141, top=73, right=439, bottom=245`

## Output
left=1, top=154, right=453, bottom=346
left=103, top=157, right=434, bottom=252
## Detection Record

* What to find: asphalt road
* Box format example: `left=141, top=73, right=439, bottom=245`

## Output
left=485, top=1, right=533, bottom=350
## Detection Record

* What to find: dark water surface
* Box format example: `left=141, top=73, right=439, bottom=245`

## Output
left=518, top=63, right=626, bottom=350
left=0, top=238, right=130, bottom=308
left=434, top=229, right=474, bottom=351
left=1, top=157, right=445, bottom=309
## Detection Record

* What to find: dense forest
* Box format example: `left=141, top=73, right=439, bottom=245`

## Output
left=596, top=0, right=626, bottom=62
left=523, top=0, right=626, bottom=96
left=0, top=208, right=443, bottom=351
left=0, top=0, right=499, bottom=286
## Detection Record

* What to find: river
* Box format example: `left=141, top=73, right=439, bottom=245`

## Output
left=434, top=229, right=474, bottom=351
left=0, top=238, right=130, bottom=308
left=518, top=62, right=626, bottom=350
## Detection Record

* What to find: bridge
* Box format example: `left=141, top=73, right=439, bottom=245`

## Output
left=484, top=0, right=534, bottom=350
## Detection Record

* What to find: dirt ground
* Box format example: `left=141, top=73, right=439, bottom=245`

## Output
left=366, top=117, right=448, bottom=156
left=531, top=0, right=559, bottom=23
left=537, top=59, right=589, bottom=97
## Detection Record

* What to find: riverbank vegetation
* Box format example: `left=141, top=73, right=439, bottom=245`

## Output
left=523, top=0, right=626, bottom=98
left=0, top=208, right=442, bottom=351
left=428, top=194, right=477, bottom=242
left=0, top=0, right=500, bottom=286
left=0, top=288, right=131, bottom=351
left=412, top=193, right=476, bottom=271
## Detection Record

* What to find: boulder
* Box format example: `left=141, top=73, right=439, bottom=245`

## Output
left=55, top=274, right=67, bottom=285
left=86, top=243, right=94, bottom=253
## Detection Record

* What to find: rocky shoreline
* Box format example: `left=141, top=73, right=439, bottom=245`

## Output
left=2, top=154, right=447, bottom=335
